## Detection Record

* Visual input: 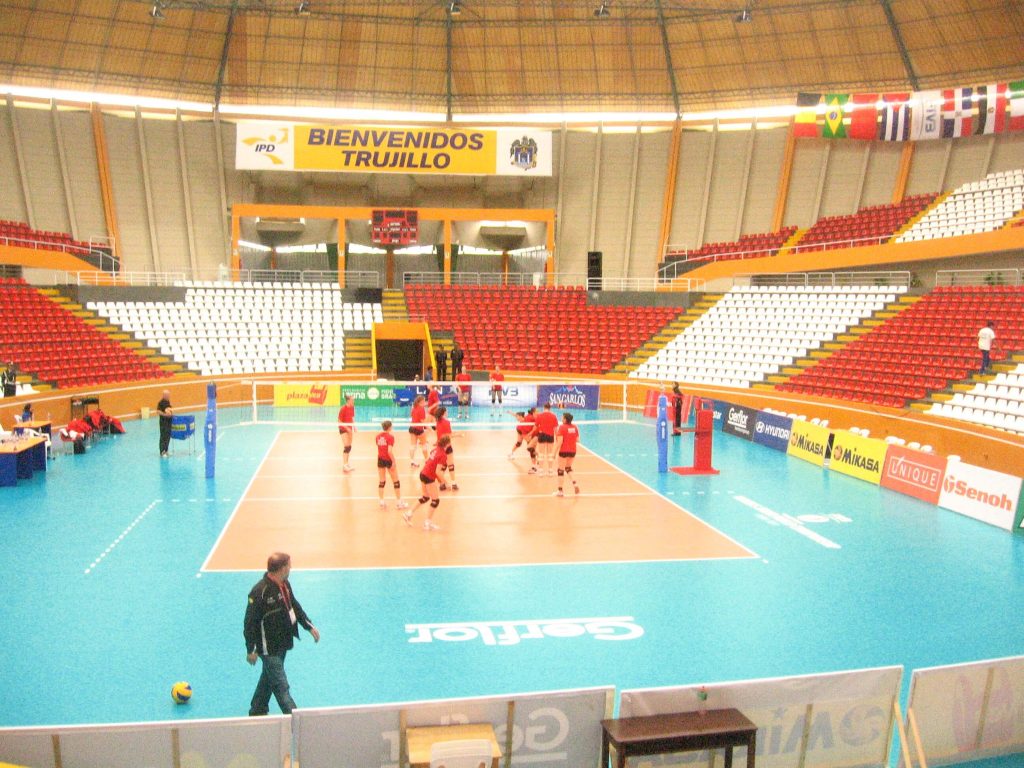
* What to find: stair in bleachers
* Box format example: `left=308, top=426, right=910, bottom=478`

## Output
left=344, top=333, right=372, bottom=371
left=921, top=352, right=1024, bottom=433
left=0, top=278, right=172, bottom=390
left=381, top=289, right=408, bottom=322
left=779, top=286, right=1024, bottom=411
left=633, top=285, right=906, bottom=389
left=612, top=299, right=715, bottom=376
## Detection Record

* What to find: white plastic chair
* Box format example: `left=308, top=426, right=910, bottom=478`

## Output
left=429, top=739, right=493, bottom=768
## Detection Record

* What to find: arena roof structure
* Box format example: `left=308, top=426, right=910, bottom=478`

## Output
left=1, top=0, right=1022, bottom=116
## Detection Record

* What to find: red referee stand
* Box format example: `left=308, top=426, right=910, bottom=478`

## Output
left=671, top=398, right=720, bottom=476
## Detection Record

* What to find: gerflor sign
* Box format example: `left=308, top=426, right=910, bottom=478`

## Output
left=722, top=404, right=757, bottom=441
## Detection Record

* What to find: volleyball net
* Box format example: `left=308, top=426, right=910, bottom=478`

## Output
left=240, top=378, right=667, bottom=429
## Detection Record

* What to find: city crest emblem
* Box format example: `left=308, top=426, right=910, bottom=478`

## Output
left=509, top=136, right=539, bottom=170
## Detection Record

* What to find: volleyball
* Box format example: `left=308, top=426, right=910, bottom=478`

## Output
left=171, top=681, right=193, bottom=704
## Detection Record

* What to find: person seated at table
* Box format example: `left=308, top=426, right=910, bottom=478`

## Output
left=20, top=403, right=32, bottom=424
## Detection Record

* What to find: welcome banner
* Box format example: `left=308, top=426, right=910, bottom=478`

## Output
left=236, top=121, right=552, bottom=176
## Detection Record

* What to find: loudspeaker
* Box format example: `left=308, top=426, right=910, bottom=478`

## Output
left=587, top=251, right=602, bottom=289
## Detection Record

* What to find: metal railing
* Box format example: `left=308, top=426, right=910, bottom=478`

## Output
left=402, top=271, right=704, bottom=292
left=1, top=234, right=119, bottom=273
left=935, top=269, right=1022, bottom=287
left=662, top=233, right=893, bottom=268
left=24, top=268, right=381, bottom=289
left=732, top=271, right=912, bottom=288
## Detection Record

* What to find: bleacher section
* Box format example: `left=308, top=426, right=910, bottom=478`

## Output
left=897, top=170, right=1024, bottom=242
left=0, top=219, right=100, bottom=258
left=662, top=227, right=798, bottom=268
left=793, top=194, right=938, bottom=252
left=631, top=285, right=903, bottom=388
left=0, top=277, right=170, bottom=389
left=405, top=285, right=679, bottom=374
left=781, top=286, right=1024, bottom=409
left=929, top=362, right=1024, bottom=433
left=89, top=282, right=382, bottom=376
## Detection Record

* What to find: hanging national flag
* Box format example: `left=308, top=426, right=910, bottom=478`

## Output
left=942, top=87, right=973, bottom=137
left=1010, top=80, right=1024, bottom=131
left=849, top=94, right=879, bottom=140
left=910, top=90, right=943, bottom=140
left=975, top=83, right=1008, bottom=134
left=794, top=92, right=822, bottom=138
left=878, top=93, right=911, bottom=141
left=822, top=94, right=849, bottom=138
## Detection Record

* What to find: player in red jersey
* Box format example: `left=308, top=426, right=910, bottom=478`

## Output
left=408, top=395, right=429, bottom=467
left=432, top=406, right=459, bottom=491
left=553, top=412, right=581, bottom=496
left=375, top=420, right=407, bottom=510
left=489, top=366, right=505, bottom=415
left=509, top=409, right=539, bottom=473
left=533, top=402, right=559, bottom=476
left=425, top=384, right=441, bottom=419
left=403, top=434, right=450, bottom=532
left=337, top=393, right=355, bottom=472
left=455, top=370, right=472, bottom=420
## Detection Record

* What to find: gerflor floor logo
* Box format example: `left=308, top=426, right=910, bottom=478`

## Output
left=405, top=616, right=643, bottom=645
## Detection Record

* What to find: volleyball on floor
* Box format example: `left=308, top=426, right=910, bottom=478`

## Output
left=171, top=681, right=193, bottom=704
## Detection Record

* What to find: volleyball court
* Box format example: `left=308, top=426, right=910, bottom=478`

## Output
left=202, top=379, right=756, bottom=571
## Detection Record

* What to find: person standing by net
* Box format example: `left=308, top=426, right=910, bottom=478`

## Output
left=408, top=395, right=429, bottom=467
left=434, top=346, right=448, bottom=381
left=553, top=412, right=581, bottom=496
left=489, top=366, right=505, bottom=415
left=533, top=402, right=559, bottom=476
left=375, top=420, right=407, bottom=510
left=450, top=342, right=464, bottom=376
left=338, top=393, right=355, bottom=472
left=455, top=369, right=472, bottom=420
left=156, top=389, right=173, bottom=458
left=403, top=435, right=450, bottom=532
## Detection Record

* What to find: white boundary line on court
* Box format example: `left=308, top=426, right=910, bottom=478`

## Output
left=198, top=430, right=282, bottom=575
left=583, top=444, right=761, bottom=560
left=84, top=499, right=163, bottom=575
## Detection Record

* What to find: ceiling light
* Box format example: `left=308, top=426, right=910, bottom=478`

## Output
left=448, top=1, right=462, bottom=15
left=594, top=3, right=610, bottom=18
left=735, top=8, right=752, bottom=22
left=149, top=2, right=165, bottom=20
left=295, top=1, right=310, bottom=16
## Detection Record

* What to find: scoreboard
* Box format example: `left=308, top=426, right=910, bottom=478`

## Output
left=371, top=209, right=418, bottom=245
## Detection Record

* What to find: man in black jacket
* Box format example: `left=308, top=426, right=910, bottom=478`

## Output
left=244, top=552, right=320, bottom=715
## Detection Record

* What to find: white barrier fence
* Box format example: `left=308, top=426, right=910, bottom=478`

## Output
left=293, top=687, right=613, bottom=768
left=620, top=666, right=903, bottom=768
left=0, top=715, right=290, bottom=768
left=905, top=654, right=1024, bottom=767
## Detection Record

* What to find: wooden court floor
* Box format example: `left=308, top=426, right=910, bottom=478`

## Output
left=203, top=430, right=755, bottom=570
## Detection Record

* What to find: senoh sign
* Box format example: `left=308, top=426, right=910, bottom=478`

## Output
left=938, top=461, right=1023, bottom=531
left=880, top=445, right=947, bottom=504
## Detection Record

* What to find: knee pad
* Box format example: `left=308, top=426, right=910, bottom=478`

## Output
left=514, top=440, right=522, bottom=448
left=564, top=466, right=572, bottom=474
left=430, top=499, right=440, bottom=508
left=557, top=469, right=564, bottom=476
left=343, top=446, right=352, bottom=454
left=419, top=496, right=429, bottom=504
left=528, top=447, right=536, bottom=459
left=447, top=463, right=455, bottom=472
left=393, top=481, right=401, bottom=489
left=378, top=481, right=386, bottom=489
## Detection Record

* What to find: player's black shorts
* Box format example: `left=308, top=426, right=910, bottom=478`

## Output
left=559, top=451, right=576, bottom=459
left=378, top=458, right=393, bottom=469
left=419, top=473, right=435, bottom=485
left=445, top=446, right=454, bottom=455
left=537, top=433, right=555, bottom=444
left=458, top=392, right=470, bottom=405
left=409, top=426, right=425, bottom=435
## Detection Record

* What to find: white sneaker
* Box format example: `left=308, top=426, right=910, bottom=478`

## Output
left=410, top=461, right=420, bottom=468
left=423, top=520, right=440, bottom=531
left=528, top=466, right=538, bottom=474
left=553, top=489, right=564, bottom=497
left=379, top=500, right=387, bottom=508
left=507, top=453, right=515, bottom=459
left=343, top=464, right=354, bottom=473
left=396, top=500, right=409, bottom=509
left=574, top=485, right=580, bottom=495
left=402, top=511, right=413, bottom=526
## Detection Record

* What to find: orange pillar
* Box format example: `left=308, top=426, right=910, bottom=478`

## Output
left=892, top=142, right=915, bottom=203
left=337, top=219, right=347, bottom=289
left=443, top=219, right=452, bottom=286
left=545, top=218, right=555, bottom=285
left=656, top=120, right=683, bottom=265
left=230, top=211, right=241, bottom=277
left=90, top=104, right=122, bottom=272
left=772, top=121, right=797, bottom=232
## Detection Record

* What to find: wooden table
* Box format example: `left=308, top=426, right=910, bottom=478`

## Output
left=601, top=708, right=756, bottom=768
left=16, top=419, right=52, bottom=436
left=0, top=436, right=48, bottom=486
left=405, top=722, right=501, bottom=768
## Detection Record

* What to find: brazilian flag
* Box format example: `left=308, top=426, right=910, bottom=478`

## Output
left=822, top=94, right=849, bottom=138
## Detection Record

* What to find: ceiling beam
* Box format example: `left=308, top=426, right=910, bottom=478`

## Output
left=213, top=0, right=238, bottom=108
left=445, top=10, right=454, bottom=121
left=654, top=0, right=681, bottom=116
left=878, top=0, right=919, bottom=91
